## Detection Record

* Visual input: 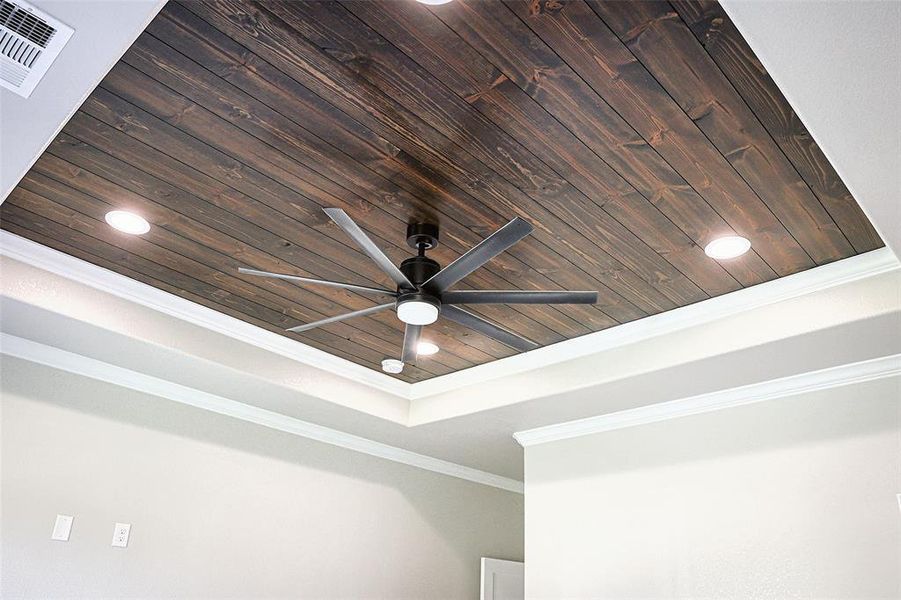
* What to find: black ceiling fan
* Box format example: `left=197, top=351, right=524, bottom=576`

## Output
left=239, top=208, right=597, bottom=370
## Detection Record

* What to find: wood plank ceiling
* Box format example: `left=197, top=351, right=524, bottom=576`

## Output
left=1, top=0, right=881, bottom=382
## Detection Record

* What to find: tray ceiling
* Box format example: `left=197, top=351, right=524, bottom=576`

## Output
left=0, top=0, right=881, bottom=381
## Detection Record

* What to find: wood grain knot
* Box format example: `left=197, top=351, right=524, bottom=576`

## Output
left=528, top=0, right=564, bottom=16
left=463, top=73, right=509, bottom=104
left=622, top=11, right=680, bottom=45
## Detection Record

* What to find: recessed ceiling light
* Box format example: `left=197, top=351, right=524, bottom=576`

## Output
left=396, top=299, right=439, bottom=325
left=416, top=0, right=453, bottom=4
left=417, top=341, right=439, bottom=356
left=381, top=358, right=404, bottom=374
left=704, top=235, right=751, bottom=260
left=105, top=210, right=150, bottom=235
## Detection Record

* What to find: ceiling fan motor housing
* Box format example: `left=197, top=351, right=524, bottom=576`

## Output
left=400, top=255, right=441, bottom=288
left=398, top=253, right=442, bottom=322
left=396, top=288, right=441, bottom=312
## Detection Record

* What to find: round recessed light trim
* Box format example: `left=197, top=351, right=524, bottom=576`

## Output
left=417, top=341, right=439, bottom=356
left=381, top=358, right=404, bottom=374
left=105, top=210, right=150, bottom=235
left=704, top=235, right=751, bottom=260
left=397, top=299, right=439, bottom=325
left=416, top=0, right=453, bottom=4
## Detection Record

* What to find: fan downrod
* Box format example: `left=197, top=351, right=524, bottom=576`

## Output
left=401, top=222, right=441, bottom=289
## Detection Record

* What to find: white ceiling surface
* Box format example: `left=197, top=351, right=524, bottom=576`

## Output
left=1, top=1, right=900, bottom=482
left=0, top=0, right=165, bottom=202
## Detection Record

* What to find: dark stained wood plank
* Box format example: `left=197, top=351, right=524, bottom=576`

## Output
left=139, top=5, right=611, bottom=332
left=0, top=218, right=428, bottom=383
left=149, top=12, right=635, bottom=338
left=20, top=161, right=483, bottom=374
left=9, top=178, right=431, bottom=373
left=424, top=0, right=795, bottom=280
left=55, top=114, right=384, bottom=293
left=104, top=28, right=602, bottom=342
left=43, top=124, right=516, bottom=364
left=73, top=91, right=565, bottom=355
left=3, top=216, right=420, bottom=376
left=114, top=20, right=636, bottom=338
left=497, top=0, right=794, bottom=280
left=671, top=0, right=882, bottom=253
left=344, top=0, right=758, bottom=295
left=360, top=0, right=784, bottom=288
left=55, top=118, right=525, bottom=363
left=88, top=80, right=587, bottom=352
left=1, top=196, right=439, bottom=381
left=257, top=0, right=713, bottom=308
left=2, top=0, right=879, bottom=380
left=186, top=0, right=681, bottom=317
left=588, top=0, right=854, bottom=265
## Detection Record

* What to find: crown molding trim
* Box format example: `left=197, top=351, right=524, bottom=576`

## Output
left=0, top=333, right=523, bottom=494
left=0, top=231, right=410, bottom=398
left=412, top=247, right=899, bottom=398
left=3, top=231, right=898, bottom=404
left=513, top=353, right=901, bottom=447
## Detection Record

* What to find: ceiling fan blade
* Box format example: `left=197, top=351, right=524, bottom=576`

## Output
left=442, top=290, right=598, bottom=304
left=401, top=324, right=422, bottom=364
left=238, top=267, right=397, bottom=297
left=286, top=302, right=395, bottom=333
left=423, top=217, right=533, bottom=294
left=323, top=208, right=414, bottom=290
left=441, top=305, right=538, bottom=352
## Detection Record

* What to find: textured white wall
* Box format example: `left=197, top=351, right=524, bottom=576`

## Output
left=0, top=359, right=524, bottom=599
left=524, top=377, right=900, bottom=599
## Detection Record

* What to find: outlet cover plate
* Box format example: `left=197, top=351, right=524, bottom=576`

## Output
left=51, top=514, right=73, bottom=541
left=111, top=522, right=131, bottom=547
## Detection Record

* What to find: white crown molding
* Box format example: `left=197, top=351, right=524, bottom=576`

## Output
left=0, top=231, right=410, bottom=398
left=0, top=333, right=524, bottom=494
left=3, top=231, right=898, bottom=405
left=513, top=354, right=901, bottom=447
left=412, top=247, right=899, bottom=398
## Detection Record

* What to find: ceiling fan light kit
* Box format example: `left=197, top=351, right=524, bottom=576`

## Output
left=239, top=208, right=598, bottom=372
left=396, top=297, right=440, bottom=325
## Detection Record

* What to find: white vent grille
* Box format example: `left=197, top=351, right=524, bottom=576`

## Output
left=0, top=0, right=72, bottom=98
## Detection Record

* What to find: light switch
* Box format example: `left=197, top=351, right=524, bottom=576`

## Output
left=111, top=522, right=131, bottom=548
left=52, top=514, right=73, bottom=541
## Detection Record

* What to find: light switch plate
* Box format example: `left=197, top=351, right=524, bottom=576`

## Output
left=111, top=522, right=131, bottom=548
left=51, top=514, right=73, bottom=541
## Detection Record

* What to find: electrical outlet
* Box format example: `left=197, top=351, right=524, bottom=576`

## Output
left=111, top=522, right=131, bottom=548
left=51, top=514, right=73, bottom=541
